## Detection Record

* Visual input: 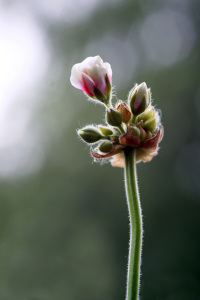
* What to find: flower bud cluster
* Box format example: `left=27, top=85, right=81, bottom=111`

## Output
left=71, top=56, right=163, bottom=167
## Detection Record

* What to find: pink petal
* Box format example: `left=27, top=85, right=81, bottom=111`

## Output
left=82, top=73, right=95, bottom=96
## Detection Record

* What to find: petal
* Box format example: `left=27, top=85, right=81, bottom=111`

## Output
left=82, top=56, right=103, bottom=68
left=102, top=62, right=112, bottom=81
left=87, top=66, right=107, bottom=92
left=82, top=73, right=95, bottom=96
left=70, top=63, right=83, bottom=89
left=70, top=57, right=100, bottom=89
left=91, top=55, right=103, bottom=66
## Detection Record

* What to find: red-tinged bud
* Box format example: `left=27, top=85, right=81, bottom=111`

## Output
left=116, top=100, right=132, bottom=123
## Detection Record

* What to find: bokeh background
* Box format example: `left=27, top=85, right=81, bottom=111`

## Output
left=0, top=0, right=200, bottom=299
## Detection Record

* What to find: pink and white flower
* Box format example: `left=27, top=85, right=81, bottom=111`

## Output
left=70, top=56, right=112, bottom=98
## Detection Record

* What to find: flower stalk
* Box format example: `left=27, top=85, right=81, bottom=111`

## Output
left=124, top=147, right=143, bottom=300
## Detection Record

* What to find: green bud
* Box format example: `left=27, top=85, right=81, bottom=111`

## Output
left=143, top=118, right=157, bottom=132
left=106, top=108, right=122, bottom=127
left=136, top=107, right=155, bottom=123
left=129, top=125, right=140, bottom=137
left=99, top=140, right=113, bottom=153
left=98, top=125, right=113, bottom=136
left=78, top=126, right=103, bottom=143
left=129, top=82, right=149, bottom=115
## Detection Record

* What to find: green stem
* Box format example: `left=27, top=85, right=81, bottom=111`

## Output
left=124, top=147, right=143, bottom=300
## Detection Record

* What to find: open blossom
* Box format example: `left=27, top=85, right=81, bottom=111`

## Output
left=70, top=56, right=112, bottom=99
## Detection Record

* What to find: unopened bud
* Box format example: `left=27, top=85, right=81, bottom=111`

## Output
left=106, top=108, right=122, bottom=127
left=78, top=126, right=103, bottom=143
left=139, top=127, right=147, bottom=141
left=98, top=125, right=113, bottom=136
left=116, top=100, right=132, bottom=123
left=99, top=140, right=113, bottom=153
left=143, top=118, right=157, bottom=132
left=129, top=125, right=140, bottom=137
left=129, top=82, right=149, bottom=115
left=136, top=106, right=155, bottom=123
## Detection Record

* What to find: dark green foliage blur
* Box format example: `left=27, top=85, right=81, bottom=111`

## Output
left=0, top=0, right=200, bottom=299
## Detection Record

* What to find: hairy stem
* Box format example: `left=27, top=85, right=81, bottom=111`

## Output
left=124, top=147, right=143, bottom=300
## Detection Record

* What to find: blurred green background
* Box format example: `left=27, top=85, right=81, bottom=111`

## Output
left=0, top=0, right=200, bottom=299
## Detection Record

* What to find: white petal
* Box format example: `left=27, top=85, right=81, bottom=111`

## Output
left=87, top=65, right=107, bottom=93
left=87, top=65, right=106, bottom=81
left=136, top=82, right=148, bottom=100
left=94, top=55, right=103, bottom=66
left=70, top=63, right=83, bottom=89
left=102, top=62, right=112, bottom=80
left=70, top=56, right=112, bottom=92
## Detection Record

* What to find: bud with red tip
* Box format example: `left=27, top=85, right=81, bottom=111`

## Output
left=116, top=100, right=132, bottom=123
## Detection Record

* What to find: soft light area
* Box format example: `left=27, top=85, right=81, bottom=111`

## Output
left=0, top=7, right=49, bottom=178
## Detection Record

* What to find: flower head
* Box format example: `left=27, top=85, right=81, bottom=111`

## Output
left=70, top=57, right=163, bottom=167
left=70, top=56, right=112, bottom=105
